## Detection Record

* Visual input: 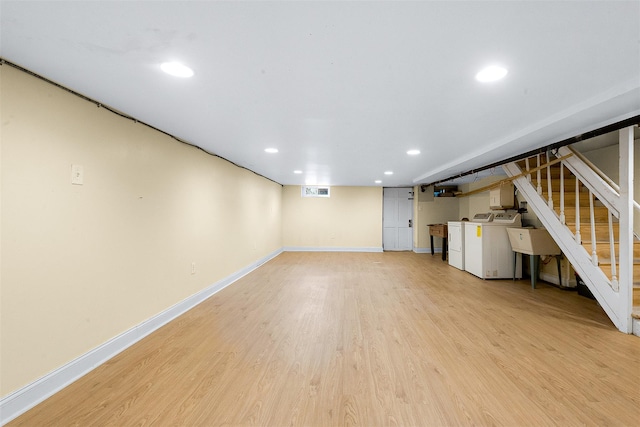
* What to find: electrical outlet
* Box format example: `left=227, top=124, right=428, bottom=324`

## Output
left=191, top=262, right=196, bottom=274
left=71, top=164, right=84, bottom=185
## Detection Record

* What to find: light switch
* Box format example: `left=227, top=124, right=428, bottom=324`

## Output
left=71, top=164, right=84, bottom=185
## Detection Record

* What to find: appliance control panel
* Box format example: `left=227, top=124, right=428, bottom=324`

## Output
left=472, top=213, right=494, bottom=223
left=493, top=213, right=521, bottom=224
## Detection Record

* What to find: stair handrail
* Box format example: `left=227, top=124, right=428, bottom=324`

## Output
left=555, top=146, right=621, bottom=217
left=525, top=153, right=609, bottom=275
left=454, top=154, right=572, bottom=198
left=558, top=146, right=640, bottom=217
left=558, top=156, right=617, bottom=284
left=569, top=145, right=620, bottom=190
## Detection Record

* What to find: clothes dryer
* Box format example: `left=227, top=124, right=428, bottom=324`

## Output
left=448, top=221, right=466, bottom=270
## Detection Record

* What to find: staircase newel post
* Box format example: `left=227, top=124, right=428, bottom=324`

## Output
left=618, top=126, right=634, bottom=333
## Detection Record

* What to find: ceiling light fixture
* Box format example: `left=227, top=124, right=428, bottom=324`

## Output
left=264, top=148, right=279, bottom=153
left=407, top=149, right=421, bottom=155
left=160, top=61, right=194, bottom=78
left=384, top=171, right=393, bottom=175
left=293, top=170, right=302, bottom=174
left=375, top=180, right=382, bottom=184
left=475, top=65, right=508, bottom=83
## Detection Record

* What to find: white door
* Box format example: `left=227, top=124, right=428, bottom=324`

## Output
left=383, top=187, right=414, bottom=251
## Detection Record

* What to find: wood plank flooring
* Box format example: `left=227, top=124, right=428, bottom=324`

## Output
left=9, top=252, right=640, bottom=426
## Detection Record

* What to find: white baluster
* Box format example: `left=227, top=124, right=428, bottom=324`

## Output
left=608, top=211, right=618, bottom=291
left=546, top=152, right=553, bottom=209
left=559, top=162, right=565, bottom=224
left=536, top=154, right=542, bottom=195
left=589, top=191, right=598, bottom=266
left=575, top=179, right=581, bottom=244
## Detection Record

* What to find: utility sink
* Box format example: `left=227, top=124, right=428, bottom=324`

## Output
left=507, top=228, right=563, bottom=289
left=507, top=228, right=561, bottom=256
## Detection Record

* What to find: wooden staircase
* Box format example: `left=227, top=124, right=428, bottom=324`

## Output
left=519, top=159, right=640, bottom=309
left=507, top=150, right=638, bottom=333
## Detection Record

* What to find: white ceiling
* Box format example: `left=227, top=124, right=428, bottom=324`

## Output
left=2, top=1, right=639, bottom=187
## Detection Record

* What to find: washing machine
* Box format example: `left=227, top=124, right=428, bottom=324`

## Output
left=464, top=213, right=522, bottom=279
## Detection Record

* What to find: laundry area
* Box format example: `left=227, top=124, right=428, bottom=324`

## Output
left=420, top=178, right=575, bottom=290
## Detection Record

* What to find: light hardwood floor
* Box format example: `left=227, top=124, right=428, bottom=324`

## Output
left=9, top=252, right=640, bottom=426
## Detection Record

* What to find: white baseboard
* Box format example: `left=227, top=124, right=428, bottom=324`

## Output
left=0, top=248, right=283, bottom=426
left=413, top=247, right=441, bottom=254
left=283, top=246, right=383, bottom=253
left=539, top=271, right=577, bottom=288
left=633, top=318, right=640, bottom=338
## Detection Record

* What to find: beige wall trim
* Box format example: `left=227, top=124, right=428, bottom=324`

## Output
left=0, top=249, right=283, bottom=425
left=283, top=247, right=383, bottom=253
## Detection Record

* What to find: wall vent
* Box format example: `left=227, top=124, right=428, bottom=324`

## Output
left=301, top=186, right=330, bottom=198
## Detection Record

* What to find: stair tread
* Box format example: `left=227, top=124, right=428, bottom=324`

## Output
left=564, top=219, right=616, bottom=224
left=597, top=261, right=640, bottom=266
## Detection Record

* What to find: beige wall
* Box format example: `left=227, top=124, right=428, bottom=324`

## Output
left=413, top=186, right=459, bottom=250
left=1, top=66, right=282, bottom=395
left=413, top=177, right=506, bottom=251
left=4, top=60, right=632, bottom=400
left=281, top=186, right=382, bottom=249
left=457, top=175, right=506, bottom=220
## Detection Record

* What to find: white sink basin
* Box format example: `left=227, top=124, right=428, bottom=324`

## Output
left=507, top=228, right=561, bottom=255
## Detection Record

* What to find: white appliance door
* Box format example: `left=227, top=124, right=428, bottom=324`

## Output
left=448, top=222, right=464, bottom=270
left=464, top=223, right=484, bottom=278
left=449, top=223, right=462, bottom=252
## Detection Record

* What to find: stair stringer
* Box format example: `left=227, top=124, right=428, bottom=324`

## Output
left=503, top=162, right=628, bottom=332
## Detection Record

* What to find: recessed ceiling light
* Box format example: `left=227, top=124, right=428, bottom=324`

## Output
left=293, top=170, right=302, bottom=174
left=384, top=171, right=393, bottom=175
left=375, top=180, right=382, bottom=184
left=407, top=149, right=420, bottom=155
left=160, top=61, right=194, bottom=78
left=264, top=148, right=279, bottom=153
left=475, top=65, right=508, bottom=83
